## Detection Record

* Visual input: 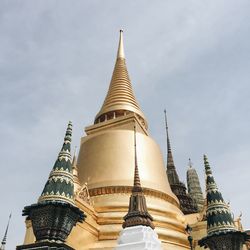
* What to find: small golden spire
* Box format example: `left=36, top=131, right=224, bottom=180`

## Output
left=117, top=30, right=125, bottom=59
left=122, top=124, right=154, bottom=229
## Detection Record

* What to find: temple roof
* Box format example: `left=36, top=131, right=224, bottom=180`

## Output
left=95, top=30, right=147, bottom=128
left=38, top=122, right=75, bottom=206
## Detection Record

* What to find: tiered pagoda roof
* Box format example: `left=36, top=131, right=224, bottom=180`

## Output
left=95, top=30, right=147, bottom=129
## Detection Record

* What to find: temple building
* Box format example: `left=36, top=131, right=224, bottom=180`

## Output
left=17, top=31, right=249, bottom=250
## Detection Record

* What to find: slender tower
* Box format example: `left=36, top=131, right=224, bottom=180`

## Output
left=115, top=125, right=162, bottom=250
left=198, top=155, right=247, bottom=250
left=0, top=214, right=11, bottom=250
left=17, top=122, right=85, bottom=250
left=164, top=110, right=198, bottom=214
left=186, top=158, right=204, bottom=212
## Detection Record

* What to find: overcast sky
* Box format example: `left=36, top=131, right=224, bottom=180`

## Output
left=0, top=1, right=250, bottom=249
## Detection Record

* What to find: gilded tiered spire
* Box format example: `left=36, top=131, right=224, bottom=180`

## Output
left=38, top=121, right=75, bottom=206
left=0, top=214, right=11, bottom=250
left=95, top=30, right=147, bottom=128
left=186, top=158, right=204, bottom=212
left=203, top=155, right=236, bottom=235
left=123, top=126, right=154, bottom=229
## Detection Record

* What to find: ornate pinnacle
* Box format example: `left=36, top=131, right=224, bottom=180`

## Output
left=94, top=30, right=147, bottom=128
left=164, top=109, right=171, bottom=153
left=122, top=126, right=154, bottom=229
left=203, top=155, right=236, bottom=236
left=199, top=155, right=248, bottom=249
left=22, top=122, right=85, bottom=244
left=186, top=159, right=204, bottom=212
left=117, top=29, right=125, bottom=59
left=38, top=121, right=75, bottom=206
left=164, top=110, right=179, bottom=183
left=188, top=158, right=192, bottom=168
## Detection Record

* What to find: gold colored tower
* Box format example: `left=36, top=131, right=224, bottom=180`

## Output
left=23, top=31, right=190, bottom=249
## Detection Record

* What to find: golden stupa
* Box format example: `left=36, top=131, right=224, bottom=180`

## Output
left=23, top=31, right=191, bottom=250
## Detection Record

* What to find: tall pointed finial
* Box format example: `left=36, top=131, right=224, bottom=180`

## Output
left=38, top=121, right=75, bottom=206
left=188, top=158, right=192, bottom=168
left=95, top=30, right=147, bottom=128
left=1, top=213, right=11, bottom=250
left=22, top=122, right=85, bottom=244
left=186, top=159, right=204, bottom=212
left=164, top=110, right=179, bottom=182
left=203, top=154, right=236, bottom=235
left=133, top=125, right=142, bottom=192
left=122, top=126, right=154, bottom=229
left=117, top=29, right=125, bottom=59
left=164, top=109, right=171, bottom=153
left=199, top=155, right=248, bottom=249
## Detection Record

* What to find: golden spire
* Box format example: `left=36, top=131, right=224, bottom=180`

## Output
left=95, top=30, right=147, bottom=128
left=117, top=29, right=125, bottom=59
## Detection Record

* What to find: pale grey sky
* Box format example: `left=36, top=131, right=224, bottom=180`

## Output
left=0, top=1, right=250, bottom=249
